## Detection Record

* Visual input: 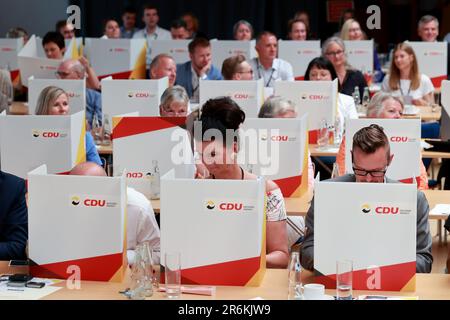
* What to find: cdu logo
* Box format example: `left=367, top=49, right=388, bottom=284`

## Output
left=71, top=196, right=80, bottom=206
left=32, top=130, right=40, bottom=138
left=206, top=200, right=215, bottom=210
left=361, top=203, right=371, bottom=214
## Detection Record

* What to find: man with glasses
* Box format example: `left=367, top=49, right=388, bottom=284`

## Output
left=249, top=31, right=294, bottom=88
left=56, top=20, right=75, bottom=40
left=300, top=124, right=433, bottom=273
left=56, top=59, right=102, bottom=129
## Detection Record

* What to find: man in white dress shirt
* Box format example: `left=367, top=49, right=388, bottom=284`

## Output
left=133, top=4, right=172, bottom=68
left=69, top=162, right=161, bottom=265
left=249, top=31, right=294, bottom=88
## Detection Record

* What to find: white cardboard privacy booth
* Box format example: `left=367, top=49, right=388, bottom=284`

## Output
left=65, top=37, right=83, bottom=59
left=27, top=165, right=127, bottom=282
left=441, top=80, right=450, bottom=116
left=345, top=118, right=421, bottom=184
left=28, top=77, right=86, bottom=114
left=314, top=181, right=416, bottom=291
left=0, top=110, right=86, bottom=178
left=84, top=38, right=147, bottom=80
left=278, top=40, right=321, bottom=80
left=112, top=116, right=195, bottom=198
left=102, top=77, right=168, bottom=122
left=211, top=40, right=257, bottom=70
left=199, top=79, right=264, bottom=118
left=274, top=79, right=338, bottom=144
left=17, top=35, right=76, bottom=86
left=149, top=39, right=190, bottom=64
left=344, top=40, right=374, bottom=74
left=160, top=169, right=266, bottom=286
left=0, top=37, right=24, bottom=83
left=239, top=116, right=309, bottom=197
left=407, top=41, right=448, bottom=88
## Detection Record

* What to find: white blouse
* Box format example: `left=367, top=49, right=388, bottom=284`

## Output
left=381, top=74, right=434, bottom=104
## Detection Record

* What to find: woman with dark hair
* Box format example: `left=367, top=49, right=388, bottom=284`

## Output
left=304, top=57, right=358, bottom=138
left=194, top=97, right=289, bottom=268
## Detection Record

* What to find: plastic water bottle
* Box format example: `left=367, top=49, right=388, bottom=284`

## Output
left=362, top=87, right=370, bottom=115
left=150, top=160, right=160, bottom=200
left=334, top=117, right=342, bottom=146
left=288, top=252, right=303, bottom=300
left=352, top=86, right=361, bottom=107
left=91, top=113, right=102, bottom=145
left=102, top=114, right=111, bottom=146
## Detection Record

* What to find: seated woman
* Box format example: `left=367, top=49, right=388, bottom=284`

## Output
left=35, top=86, right=102, bottom=166
left=340, top=18, right=383, bottom=83
left=381, top=42, right=434, bottom=106
left=304, top=57, right=358, bottom=140
left=321, top=37, right=367, bottom=98
left=221, top=54, right=254, bottom=80
left=335, top=91, right=429, bottom=190
left=233, top=20, right=254, bottom=41
left=159, top=85, right=189, bottom=117
left=287, top=18, right=308, bottom=41
left=102, top=19, right=121, bottom=39
left=195, top=97, right=289, bottom=268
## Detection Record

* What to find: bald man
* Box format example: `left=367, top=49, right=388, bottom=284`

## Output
left=70, top=162, right=161, bottom=265
left=57, top=59, right=103, bottom=128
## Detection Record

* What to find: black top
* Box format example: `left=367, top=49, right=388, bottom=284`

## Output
left=340, top=69, right=367, bottom=98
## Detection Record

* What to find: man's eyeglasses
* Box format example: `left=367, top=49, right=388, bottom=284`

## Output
left=55, top=70, right=71, bottom=78
left=352, top=166, right=387, bottom=177
left=325, top=50, right=344, bottom=57
left=238, top=69, right=253, bottom=75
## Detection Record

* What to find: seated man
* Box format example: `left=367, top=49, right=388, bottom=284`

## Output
left=249, top=31, right=294, bottom=88
left=175, top=37, right=223, bottom=103
left=0, top=170, right=28, bottom=260
left=56, top=59, right=102, bottom=128
left=149, top=54, right=177, bottom=87
left=69, top=162, right=161, bottom=265
left=170, top=19, right=190, bottom=40
left=300, top=124, right=433, bottom=273
left=221, top=54, right=254, bottom=80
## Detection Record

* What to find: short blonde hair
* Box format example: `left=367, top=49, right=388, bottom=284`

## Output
left=258, top=96, right=297, bottom=118
left=367, top=91, right=404, bottom=118
left=35, top=86, right=68, bottom=115
left=159, top=85, right=189, bottom=114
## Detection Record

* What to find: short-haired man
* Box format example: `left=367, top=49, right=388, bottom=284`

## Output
left=69, top=162, right=161, bottom=265
left=170, top=19, right=190, bottom=40
left=120, top=6, right=138, bottom=39
left=0, top=170, right=28, bottom=260
left=56, top=20, right=75, bottom=39
left=417, top=15, right=439, bottom=42
left=42, top=31, right=66, bottom=59
left=300, top=124, right=433, bottom=273
left=149, top=53, right=176, bottom=86
left=249, top=31, right=294, bottom=88
left=133, top=4, right=171, bottom=68
left=175, top=37, right=223, bottom=102
left=221, top=54, right=253, bottom=80
left=56, top=59, right=102, bottom=128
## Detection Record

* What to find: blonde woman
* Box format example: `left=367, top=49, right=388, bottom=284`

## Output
left=322, top=36, right=367, bottom=98
left=335, top=91, right=429, bottom=190
left=381, top=42, right=434, bottom=106
left=159, top=85, right=189, bottom=117
left=340, top=18, right=383, bottom=82
left=35, top=86, right=102, bottom=166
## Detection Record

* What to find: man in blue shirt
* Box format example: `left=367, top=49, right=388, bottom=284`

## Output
left=175, top=37, right=223, bottom=103
left=0, top=171, right=28, bottom=260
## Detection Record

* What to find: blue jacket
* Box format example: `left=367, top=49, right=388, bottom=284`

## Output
left=175, top=61, right=223, bottom=98
left=85, top=132, right=102, bottom=166
left=0, top=171, right=28, bottom=260
left=86, top=88, right=103, bottom=128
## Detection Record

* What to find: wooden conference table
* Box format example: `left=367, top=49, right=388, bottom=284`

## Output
left=1, top=262, right=449, bottom=300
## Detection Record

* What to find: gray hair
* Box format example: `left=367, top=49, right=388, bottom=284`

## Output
left=0, top=69, right=13, bottom=113
left=258, top=96, right=297, bottom=118
left=367, top=91, right=404, bottom=118
left=321, top=36, right=346, bottom=56
left=418, top=15, right=439, bottom=29
left=35, top=86, right=68, bottom=115
left=233, top=20, right=254, bottom=39
left=159, top=85, right=189, bottom=113
left=150, top=54, right=174, bottom=72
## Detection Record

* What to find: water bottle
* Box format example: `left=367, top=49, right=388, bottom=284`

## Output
left=352, top=86, right=361, bottom=108
left=362, top=87, right=370, bottom=115
left=128, top=246, right=147, bottom=300
left=150, top=160, right=160, bottom=200
left=334, top=117, right=342, bottom=146
left=101, top=114, right=111, bottom=146
left=288, top=252, right=303, bottom=300
left=317, top=119, right=329, bottom=148
left=91, top=113, right=102, bottom=145
left=140, top=242, right=154, bottom=297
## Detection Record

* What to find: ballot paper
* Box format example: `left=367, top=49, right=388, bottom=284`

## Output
left=430, top=204, right=450, bottom=215
left=0, top=282, right=61, bottom=300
